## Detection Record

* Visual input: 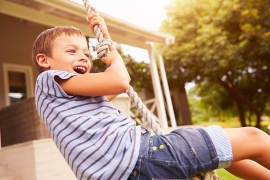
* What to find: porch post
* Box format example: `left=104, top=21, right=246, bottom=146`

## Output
left=147, top=44, right=168, bottom=129
left=158, top=39, right=177, bottom=128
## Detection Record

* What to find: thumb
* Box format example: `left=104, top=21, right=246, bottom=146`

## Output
left=108, top=44, right=116, bottom=52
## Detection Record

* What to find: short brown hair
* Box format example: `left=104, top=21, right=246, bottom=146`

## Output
left=32, top=26, right=86, bottom=73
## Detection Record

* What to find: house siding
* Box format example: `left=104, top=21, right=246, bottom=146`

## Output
left=0, top=13, right=49, bottom=109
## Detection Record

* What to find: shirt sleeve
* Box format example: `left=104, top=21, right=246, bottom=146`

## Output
left=35, top=70, right=78, bottom=98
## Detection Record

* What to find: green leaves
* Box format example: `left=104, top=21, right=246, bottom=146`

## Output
left=125, top=60, right=153, bottom=92
left=159, top=0, right=270, bottom=127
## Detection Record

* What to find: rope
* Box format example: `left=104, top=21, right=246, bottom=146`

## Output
left=81, top=1, right=220, bottom=179
left=82, top=0, right=113, bottom=59
left=126, top=85, right=164, bottom=134
left=192, top=170, right=221, bottom=180
left=82, top=0, right=164, bottom=135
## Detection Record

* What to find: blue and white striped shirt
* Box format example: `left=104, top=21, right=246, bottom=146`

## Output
left=35, top=70, right=141, bottom=180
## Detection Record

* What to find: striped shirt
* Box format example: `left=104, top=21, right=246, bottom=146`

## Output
left=35, top=70, right=141, bottom=180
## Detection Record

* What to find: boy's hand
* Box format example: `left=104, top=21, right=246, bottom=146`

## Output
left=101, top=45, right=122, bottom=67
left=86, top=7, right=111, bottom=40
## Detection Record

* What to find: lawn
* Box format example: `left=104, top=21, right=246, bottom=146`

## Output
left=200, top=118, right=270, bottom=134
left=216, top=169, right=242, bottom=180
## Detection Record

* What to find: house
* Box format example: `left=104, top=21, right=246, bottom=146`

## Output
left=0, top=0, right=176, bottom=179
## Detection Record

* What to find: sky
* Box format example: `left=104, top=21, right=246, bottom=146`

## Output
left=72, top=0, right=170, bottom=31
left=71, top=0, right=171, bottom=62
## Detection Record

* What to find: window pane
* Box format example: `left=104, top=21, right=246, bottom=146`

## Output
left=8, top=71, right=27, bottom=104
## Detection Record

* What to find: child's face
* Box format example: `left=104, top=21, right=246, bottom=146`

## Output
left=47, top=34, right=91, bottom=74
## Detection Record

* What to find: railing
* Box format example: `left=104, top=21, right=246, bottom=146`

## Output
left=129, top=98, right=163, bottom=129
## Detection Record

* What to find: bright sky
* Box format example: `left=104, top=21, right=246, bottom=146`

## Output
left=72, top=0, right=170, bottom=31
left=71, top=0, right=170, bottom=62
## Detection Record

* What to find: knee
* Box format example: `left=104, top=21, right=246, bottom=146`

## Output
left=243, top=127, right=269, bottom=146
left=225, top=127, right=269, bottom=161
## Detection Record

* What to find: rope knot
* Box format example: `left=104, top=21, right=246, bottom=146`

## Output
left=96, top=38, right=114, bottom=59
left=92, top=23, right=113, bottom=59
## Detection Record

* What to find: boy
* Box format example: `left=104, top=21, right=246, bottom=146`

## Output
left=32, top=7, right=270, bottom=180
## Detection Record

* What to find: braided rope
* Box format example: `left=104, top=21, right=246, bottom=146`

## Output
left=126, top=86, right=164, bottom=134
left=82, top=0, right=113, bottom=59
left=82, top=0, right=164, bottom=135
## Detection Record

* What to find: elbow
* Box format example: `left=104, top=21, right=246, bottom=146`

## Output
left=123, top=81, right=130, bottom=92
left=118, top=78, right=130, bottom=93
left=116, top=75, right=130, bottom=93
left=109, top=69, right=130, bottom=94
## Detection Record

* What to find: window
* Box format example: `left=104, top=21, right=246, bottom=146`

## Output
left=3, top=63, right=34, bottom=106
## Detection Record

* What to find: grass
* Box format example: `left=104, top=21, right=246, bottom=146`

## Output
left=199, top=118, right=270, bottom=134
left=216, top=169, right=242, bottom=180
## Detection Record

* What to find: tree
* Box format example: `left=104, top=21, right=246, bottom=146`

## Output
left=159, top=0, right=270, bottom=128
left=188, top=81, right=238, bottom=123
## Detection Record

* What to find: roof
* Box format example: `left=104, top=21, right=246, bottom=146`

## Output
left=0, top=0, right=174, bottom=50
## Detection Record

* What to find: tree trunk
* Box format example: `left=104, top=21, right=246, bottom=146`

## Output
left=219, top=80, right=247, bottom=127
left=225, top=76, right=262, bottom=129
left=170, top=87, right=192, bottom=126
left=219, top=79, right=261, bottom=128
left=235, top=100, right=247, bottom=127
left=255, top=113, right=261, bottom=129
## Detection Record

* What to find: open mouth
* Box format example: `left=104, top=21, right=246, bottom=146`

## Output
left=73, top=66, right=87, bottom=74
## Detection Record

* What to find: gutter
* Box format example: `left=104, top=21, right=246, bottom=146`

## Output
left=36, top=0, right=175, bottom=44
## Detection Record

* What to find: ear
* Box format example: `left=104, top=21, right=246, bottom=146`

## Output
left=36, top=54, right=50, bottom=69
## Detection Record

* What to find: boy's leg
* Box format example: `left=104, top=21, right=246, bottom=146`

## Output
left=224, top=127, right=270, bottom=167
left=223, top=127, right=270, bottom=178
left=226, top=159, right=270, bottom=180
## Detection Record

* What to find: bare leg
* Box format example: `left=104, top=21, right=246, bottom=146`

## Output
left=223, top=127, right=270, bottom=178
left=226, top=160, right=270, bottom=180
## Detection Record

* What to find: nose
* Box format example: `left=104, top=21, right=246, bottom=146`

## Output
left=79, top=53, right=89, bottom=62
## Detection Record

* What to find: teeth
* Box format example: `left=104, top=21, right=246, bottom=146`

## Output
left=75, top=67, right=86, bottom=71
left=74, top=66, right=87, bottom=74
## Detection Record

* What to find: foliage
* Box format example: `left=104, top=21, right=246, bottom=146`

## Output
left=188, top=81, right=238, bottom=123
left=90, top=45, right=153, bottom=92
left=125, top=60, right=153, bottom=92
left=159, top=0, right=270, bottom=128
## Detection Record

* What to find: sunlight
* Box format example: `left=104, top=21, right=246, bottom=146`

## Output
left=70, top=0, right=169, bottom=31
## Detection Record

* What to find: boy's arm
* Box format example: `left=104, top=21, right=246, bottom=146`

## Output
left=56, top=8, right=130, bottom=97
left=57, top=43, right=130, bottom=97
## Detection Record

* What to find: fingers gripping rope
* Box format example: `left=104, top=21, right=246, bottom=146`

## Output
left=82, top=0, right=164, bottom=135
left=82, top=0, right=113, bottom=59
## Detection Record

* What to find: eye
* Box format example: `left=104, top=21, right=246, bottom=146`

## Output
left=68, top=49, right=76, bottom=53
left=84, top=53, right=90, bottom=58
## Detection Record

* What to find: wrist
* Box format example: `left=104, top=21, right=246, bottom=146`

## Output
left=104, top=34, right=111, bottom=40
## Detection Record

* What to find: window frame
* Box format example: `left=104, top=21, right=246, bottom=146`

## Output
left=3, top=63, right=34, bottom=106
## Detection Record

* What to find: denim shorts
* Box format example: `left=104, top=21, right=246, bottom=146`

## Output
left=128, top=127, right=219, bottom=180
